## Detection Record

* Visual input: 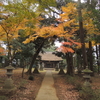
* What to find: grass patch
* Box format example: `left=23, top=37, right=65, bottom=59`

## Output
left=18, top=79, right=27, bottom=90
left=0, top=96, right=8, bottom=100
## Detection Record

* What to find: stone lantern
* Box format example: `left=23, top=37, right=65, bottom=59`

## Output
left=0, top=64, right=17, bottom=96
left=5, top=64, right=15, bottom=78
left=82, top=67, right=93, bottom=87
left=3, top=64, right=15, bottom=89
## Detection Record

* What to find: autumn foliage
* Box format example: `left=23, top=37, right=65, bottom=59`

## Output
left=0, top=1, right=99, bottom=56
left=0, top=47, right=5, bottom=56
left=56, top=38, right=81, bottom=53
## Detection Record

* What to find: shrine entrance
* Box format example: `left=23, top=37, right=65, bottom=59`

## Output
left=39, top=52, right=62, bottom=68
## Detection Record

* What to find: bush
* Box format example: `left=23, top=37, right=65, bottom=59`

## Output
left=66, top=75, right=82, bottom=91
left=28, top=75, right=34, bottom=81
left=75, top=82, right=82, bottom=91
left=66, top=75, right=76, bottom=85
left=79, top=87, right=100, bottom=100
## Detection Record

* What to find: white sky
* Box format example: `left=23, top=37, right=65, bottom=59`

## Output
left=74, top=0, right=84, bottom=3
left=54, top=41, right=62, bottom=47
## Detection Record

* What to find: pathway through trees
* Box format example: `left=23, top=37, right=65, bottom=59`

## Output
left=35, top=70, right=58, bottom=100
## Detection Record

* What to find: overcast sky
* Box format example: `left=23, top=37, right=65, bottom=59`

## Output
left=74, top=0, right=84, bottom=2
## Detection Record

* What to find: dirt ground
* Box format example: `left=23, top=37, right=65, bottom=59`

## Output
left=0, top=68, right=100, bottom=100
left=0, top=68, right=45, bottom=100
left=53, top=72, right=100, bottom=100
left=53, top=73, right=80, bottom=100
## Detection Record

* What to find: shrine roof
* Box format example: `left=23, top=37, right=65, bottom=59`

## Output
left=39, top=52, right=63, bottom=61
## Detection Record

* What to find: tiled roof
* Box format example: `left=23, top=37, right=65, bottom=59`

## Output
left=39, top=52, right=62, bottom=61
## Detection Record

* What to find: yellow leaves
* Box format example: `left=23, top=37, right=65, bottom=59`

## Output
left=58, top=2, right=78, bottom=40
left=52, top=24, right=65, bottom=37
left=0, top=25, right=4, bottom=32
left=23, top=39, right=31, bottom=44
left=76, top=45, right=81, bottom=49
left=23, top=35, right=38, bottom=44
left=63, top=19, right=76, bottom=27
left=84, top=18, right=98, bottom=35
left=85, top=41, right=96, bottom=48
left=29, top=35, right=38, bottom=41
left=82, top=9, right=99, bottom=35
left=60, top=2, right=99, bottom=37
left=61, top=3, right=77, bottom=14
left=36, top=26, right=57, bottom=38
left=38, top=27, right=52, bottom=38
left=0, top=17, right=28, bottom=41
left=76, top=41, right=96, bottom=49
left=34, top=23, right=67, bottom=39
left=8, top=34, right=12, bottom=37
left=13, top=34, right=19, bottom=38
left=61, top=2, right=77, bottom=21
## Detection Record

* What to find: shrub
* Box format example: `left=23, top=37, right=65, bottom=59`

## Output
left=79, top=87, right=100, bottom=100
left=66, top=75, right=76, bottom=85
left=66, top=75, right=82, bottom=91
left=28, top=75, right=34, bottom=81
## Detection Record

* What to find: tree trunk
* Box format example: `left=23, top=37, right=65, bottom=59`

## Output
left=78, top=0, right=88, bottom=69
left=22, top=66, right=25, bottom=78
left=88, top=41, right=93, bottom=70
left=58, top=68, right=65, bottom=75
left=99, top=44, right=100, bottom=62
left=22, top=60, right=27, bottom=78
left=96, top=45, right=99, bottom=73
left=99, top=45, right=100, bottom=72
left=66, top=53, right=74, bottom=76
left=89, top=41, right=94, bottom=75
left=26, top=39, right=45, bottom=74
left=77, top=54, right=82, bottom=75
left=33, top=67, right=40, bottom=74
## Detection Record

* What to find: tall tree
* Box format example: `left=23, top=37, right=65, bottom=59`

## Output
left=78, top=0, right=88, bottom=69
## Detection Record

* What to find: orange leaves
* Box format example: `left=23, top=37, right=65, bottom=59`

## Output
left=68, top=38, right=81, bottom=46
left=56, top=46, right=74, bottom=53
left=56, top=38, right=81, bottom=54
left=0, top=47, right=4, bottom=53
left=62, top=42, right=72, bottom=46
left=0, top=47, right=5, bottom=56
